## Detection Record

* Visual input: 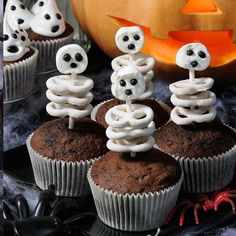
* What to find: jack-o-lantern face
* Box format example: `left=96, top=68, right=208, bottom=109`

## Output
left=72, top=0, right=236, bottom=84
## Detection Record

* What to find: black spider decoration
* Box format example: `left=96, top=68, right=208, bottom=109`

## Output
left=2, top=185, right=96, bottom=236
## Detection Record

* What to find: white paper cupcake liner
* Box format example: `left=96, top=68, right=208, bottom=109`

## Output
left=31, top=30, right=74, bottom=74
left=91, top=98, right=171, bottom=125
left=26, top=133, right=98, bottom=197
left=87, top=167, right=183, bottom=232
left=155, top=124, right=236, bottom=193
left=3, top=47, right=38, bottom=102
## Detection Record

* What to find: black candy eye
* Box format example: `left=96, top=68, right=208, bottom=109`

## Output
left=11, top=5, right=16, bottom=11
left=20, top=29, right=23, bottom=32
left=198, top=51, right=206, bottom=58
left=15, top=30, right=19, bottom=34
left=56, top=13, right=62, bottom=20
left=45, top=14, right=51, bottom=20
left=134, top=35, right=140, bottom=41
left=63, top=53, right=71, bottom=62
left=130, top=78, right=137, bottom=86
left=123, top=36, right=129, bottom=42
left=187, top=49, right=194, bottom=56
left=3, top=34, right=9, bottom=41
left=20, top=4, right=25, bottom=9
left=39, top=1, right=44, bottom=7
left=75, top=53, right=83, bottom=62
left=12, top=34, right=17, bottom=39
left=120, top=80, right=126, bottom=87
left=21, top=36, right=26, bottom=41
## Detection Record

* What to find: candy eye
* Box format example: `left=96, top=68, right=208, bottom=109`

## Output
left=20, top=29, right=23, bottom=32
left=39, top=1, right=44, bottom=7
left=75, top=53, right=83, bottom=62
left=130, top=79, right=137, bottom=86
left=15, top=30, right=19, bottom=34
left=3, top=34, right=9, bottom=41
left=45, top=14, right=51, bottom=20
left=20, top=4, right=25, bottom=9
left=11, top=5, right=16, bottom=11
left=56, top=13, right=62, bottom=20
left=187, top=49, right=194, bottom=56
left=63, top=53, right=71, bottom=62
left=120, top=80, right=126, bottom=87
left=21, top=36, right=26, bottom=41
left=134, top=35, right=140, bottom=41
left=198, top=51, right=206, bottom=58
left=123, top=36, right=129, bottom=42
left=12, top=34, right=17, bottom=39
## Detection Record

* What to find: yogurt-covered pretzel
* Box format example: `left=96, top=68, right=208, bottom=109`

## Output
left=46, top=44, right=93, bottom=129
left=170, top=43, right=216, bottom=125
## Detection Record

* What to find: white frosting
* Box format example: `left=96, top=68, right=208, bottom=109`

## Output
left=176, top=43, right=210, bottom=71
left=115, top=26, right=144, bottom=54
left=105, top=104, right=155, bottom=153
left=111, top=66, right=146, bottom=101
left=46, top=75, right=94, bottom=119
left=56, top=44, right=88, bottom=75
left=3, top=16, right=30, bottom=62
left=5, top=0, right=33, bottom=30
left=30, top=0, right=66, bottom=37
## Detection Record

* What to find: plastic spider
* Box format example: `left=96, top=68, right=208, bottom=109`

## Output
left=165, top=188, right=236, bottom=227
left=2, top=185, right=96, bottom=236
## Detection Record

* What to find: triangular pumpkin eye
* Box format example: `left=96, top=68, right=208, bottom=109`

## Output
left=181, top=0, right=218, bottom=13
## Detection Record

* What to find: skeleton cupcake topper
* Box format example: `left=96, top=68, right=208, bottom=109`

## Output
left=46, top=44, right=93, bottom=129
left=170, top=43, right=216, bottom=125
left=30, top=0, right=66, bottom=37
left=5, top=0, right=33, bottom=30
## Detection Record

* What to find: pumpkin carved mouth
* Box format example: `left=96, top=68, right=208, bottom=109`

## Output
left=111, top=17, right=236, bottom=67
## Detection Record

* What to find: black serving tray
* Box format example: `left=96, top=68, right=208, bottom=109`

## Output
left=3, top=145, right=236, bottom=236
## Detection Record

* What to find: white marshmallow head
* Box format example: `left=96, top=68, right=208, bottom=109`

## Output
left=111, top=66, right=146, bottom=101
left=3, top=16, right=30, bottom=62
left=5, top=0, right=33, bottom=30
left=30, top=0, right=66, bottom=37
left=115, top=26, right=144, bottom=54
left=56, top=44, right=88, bottom=75
left=176, top=43, right=211, bottom=71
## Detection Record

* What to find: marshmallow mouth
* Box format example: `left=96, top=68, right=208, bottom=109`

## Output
left=51, top=25, right=60, bottom=33
left=112, top=17, right=236, bottom=67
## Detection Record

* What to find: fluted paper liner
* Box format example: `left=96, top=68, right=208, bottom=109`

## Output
left=27, top=133, right=98, bottom=197
left=3, top=47, right=38, bottom=102
left=87, top=167, right=183, bottom=232
left=91, top=98, right=171, bottom=124
left=31, top=31, right=74, bottom=74
left=155, top=124, right=236, bottom=193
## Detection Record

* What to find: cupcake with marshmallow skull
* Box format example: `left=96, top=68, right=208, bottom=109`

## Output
left=3, top=15, right=38, bottom=102
left=29, top=0, right=74, bottom=73
left=155, top=43, right=236, bottom=193
left=91, top=26, right=171, bottom=129
left=27, top=44, right=108, bottom=197
left=88, top=63, right=183, bottom=231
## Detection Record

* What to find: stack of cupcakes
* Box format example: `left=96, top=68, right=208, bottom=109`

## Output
left=88, top=26, right=183, bottom=232
left=27, top=44, right=108, bottom=196
left=155, top=43, right=236, bottom=193
left=3, top=15, right=38, bottom=102
left=5, top=0, right=74, bottom=74
left=91, top=26, right=171, bottom=129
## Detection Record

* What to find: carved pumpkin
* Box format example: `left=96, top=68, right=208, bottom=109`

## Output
left=72, top=0, right=236, bottom=84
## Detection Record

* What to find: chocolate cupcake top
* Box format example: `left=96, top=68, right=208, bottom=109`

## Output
left=31, top=118, right=108, bottom=162
left=91, top=149, right=182, bottom=194
left=155, top=120, right=236, bottom=159
left=95, top=98, right=170, bottom=128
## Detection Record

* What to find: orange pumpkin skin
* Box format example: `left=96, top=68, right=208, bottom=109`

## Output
left=72, top=0, right=236, bottom=84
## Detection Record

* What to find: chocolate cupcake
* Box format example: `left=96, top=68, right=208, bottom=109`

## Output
left=91, top=98, right=171, bottom=128
left=27, top=118, right=108, bottom=196
left=155, top=43, right=236, bottom=193
left=3, top=15, right=38, bottom=102
left=88, top=149, right=183, bottom=231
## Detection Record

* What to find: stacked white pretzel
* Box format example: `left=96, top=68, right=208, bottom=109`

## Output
left=170, top=43, right=216, bottom=125
left=111, top=26, right=155, bottom=100
left=46, top=44, right=93, bottom=129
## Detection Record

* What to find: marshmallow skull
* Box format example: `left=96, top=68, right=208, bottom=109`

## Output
left=3, top=16, right=30, bottom=62
left=176, top=43, right=211, bottom=71
left=30, top=0, right=66, bottom=37
left=115, top=26, right=144, bottom=54
left=5, top=0, right=33, bottom=30
left=111, top=66, right=146, bottom=101
left=56, top=44, right=88, bottom=74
